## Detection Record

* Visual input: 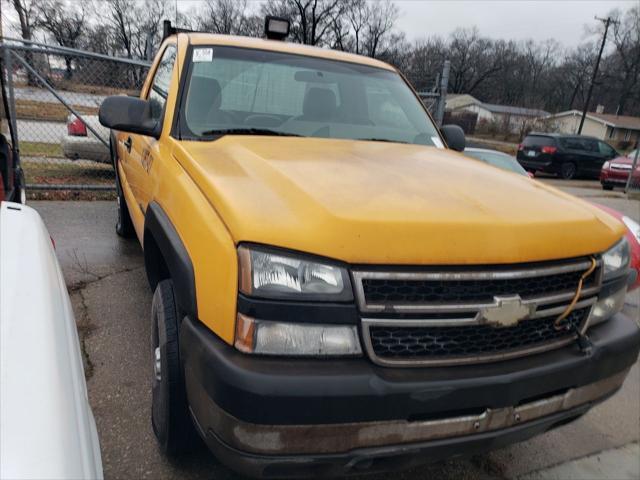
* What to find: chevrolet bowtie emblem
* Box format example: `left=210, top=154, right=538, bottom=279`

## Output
left=479, top=295, right=535, bottom=327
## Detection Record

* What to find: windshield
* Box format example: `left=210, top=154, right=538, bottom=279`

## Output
left=464, top=150, right=528, bottom=176
left=179, top=46, right=441, bottom=146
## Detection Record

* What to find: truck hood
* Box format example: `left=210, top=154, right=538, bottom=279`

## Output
left=174, top=137, right=624, bottom=265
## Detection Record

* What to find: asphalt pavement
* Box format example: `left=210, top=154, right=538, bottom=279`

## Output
left=32, top=179, right=640, bottom=480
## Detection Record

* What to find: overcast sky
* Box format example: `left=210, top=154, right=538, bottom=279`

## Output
left=392, top=0, right=638, bottom=46
left=1, top=0, right=638, bottom=49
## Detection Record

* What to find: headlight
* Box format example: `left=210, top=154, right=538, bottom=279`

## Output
left=622, top=216, right=640, bottom=243
left=235, top=314, right=362, bottom=356
left=602, top=238, right=631, bottom=281
left=602, top=161, right=611, bottom=170
left=238, top=245, right=352, bottom=301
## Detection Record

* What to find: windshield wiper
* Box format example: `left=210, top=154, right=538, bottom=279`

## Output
left=357, top=137, right=408, bottom=144
left=200, top=128, right=302, bottom=137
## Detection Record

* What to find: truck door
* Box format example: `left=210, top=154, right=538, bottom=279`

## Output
left=121, top=45, right=177, bottom=215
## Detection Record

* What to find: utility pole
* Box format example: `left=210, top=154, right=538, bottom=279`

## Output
left=577, top=16, right=617, bottom=135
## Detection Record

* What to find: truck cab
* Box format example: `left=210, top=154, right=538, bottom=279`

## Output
left=99, top=19, right=640, bottom=478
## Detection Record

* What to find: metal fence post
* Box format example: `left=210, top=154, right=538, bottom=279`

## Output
left=435, top=60, right=450, bottom=127
left=3, top=46, right=19, bottom=153
left=624, top=142, right=639, bottom=194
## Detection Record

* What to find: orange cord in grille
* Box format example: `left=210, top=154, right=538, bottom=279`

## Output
left=553, top=257, right=597, bottom=331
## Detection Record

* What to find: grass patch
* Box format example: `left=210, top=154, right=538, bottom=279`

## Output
left=16, top=99, right=98, bottom=122
left=23, top=158, right=115, bottom=200
left=20, top=141, right=64, bottom=158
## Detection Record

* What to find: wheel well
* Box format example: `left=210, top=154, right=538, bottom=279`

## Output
left=144, top=231, right=171, bottom=292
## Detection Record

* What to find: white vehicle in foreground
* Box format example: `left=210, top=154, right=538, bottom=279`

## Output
left=0, top=202, right=103, bottom=480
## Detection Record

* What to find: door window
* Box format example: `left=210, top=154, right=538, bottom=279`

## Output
left=598, top=141, right=616, bottom=157
left=582, top=139, right=599, bottom=153
left=147, top=45, right=177, bottom=125
left=559, top=138, right=583, bottom=150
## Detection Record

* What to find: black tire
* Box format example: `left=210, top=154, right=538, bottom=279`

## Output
left=113, top=140, right=134, bottom=238
left=151, top=279, right=197, bottom=455
left=559, top=162, right=577, bottom=180
left=602, top=183, right=614, bottom=191
left=14, top=167, right=26, bottom=204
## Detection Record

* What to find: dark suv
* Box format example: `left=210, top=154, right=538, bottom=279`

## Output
left=517, top=133, right=618, bottom=180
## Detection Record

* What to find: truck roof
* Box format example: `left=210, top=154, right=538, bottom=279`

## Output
left=184, top=33, right=396, bottom=72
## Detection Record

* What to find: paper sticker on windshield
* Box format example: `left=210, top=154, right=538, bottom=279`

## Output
left=193, top=48, right=213, bottom=62
left=431, top=136, right=444, bottom=149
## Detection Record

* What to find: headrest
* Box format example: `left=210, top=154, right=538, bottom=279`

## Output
left=302, top=87, right=336, bottom=120
left=187, top=76, right=222, bottom=123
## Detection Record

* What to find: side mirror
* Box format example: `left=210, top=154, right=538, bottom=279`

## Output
left=98, top=96, right=159, bottom=138
left=440, top=124, right=466, bottom=152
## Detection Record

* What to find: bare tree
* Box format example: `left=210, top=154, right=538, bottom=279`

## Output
left=7, top=0, right=39, bottom=84
left=103, top=0, right=168, bottom=60
left=199, top=0, right=255, bottom=35
left=362, top=0, right=398, bottom=58
left=35, top=0, right=86, bottom=78
left=608, top=6, right=640, bottom=114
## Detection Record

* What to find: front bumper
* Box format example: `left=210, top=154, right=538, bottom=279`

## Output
left=180, top=313, right=640, bottom=478
left=600, top=168, right=632, bottom=185
left=517, top=156, right=553, bottom=172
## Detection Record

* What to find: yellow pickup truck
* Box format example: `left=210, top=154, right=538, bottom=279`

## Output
left=99, top=18, right=640, bottom=478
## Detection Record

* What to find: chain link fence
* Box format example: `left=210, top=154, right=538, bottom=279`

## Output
left=1, top=39, right=150, bottom=199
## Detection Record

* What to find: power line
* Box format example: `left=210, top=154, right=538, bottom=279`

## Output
left=577, top=15, right=619, bottom=134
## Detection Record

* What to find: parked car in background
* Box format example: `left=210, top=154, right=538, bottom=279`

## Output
left=464, top=147, right=533, bottom=177
left=0, top=202, right=103, bottom=479
left=517, top=133, right=618, bottom=180
left=62, top=114, right=110, bottom=164
left=592, top=203, right=640, bottom=291
left=600, top=149, right=640, bottom=190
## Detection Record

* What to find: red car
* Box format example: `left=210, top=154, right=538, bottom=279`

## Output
left=600, top=149, right=640, bottom=191
left=593, top=203, right=640, bottom=291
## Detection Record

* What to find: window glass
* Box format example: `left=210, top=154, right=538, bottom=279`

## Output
left=147, top=45, right=176, bottom=124
left=582, top=139, right=599, bottom=152
left=523, top=136, right=555, bottom=147
left=598, top=141, right=615, bottom=156
left=180, top=46, right=441, bottom=146
left=560, top=137, right=587, bottom=151
left=465, top=150, right=528, bottom=176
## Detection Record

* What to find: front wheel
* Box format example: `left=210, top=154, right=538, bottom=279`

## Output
left=151, top=279, right=198, bottom=455
left=559, top=162, right=577, bottom=180
left=113, top=146, right=134, bottom=238
left=602, top=183, right=614, bottom=191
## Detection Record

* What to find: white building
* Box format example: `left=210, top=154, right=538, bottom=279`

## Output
left=544, top=110, right=640, bottom=144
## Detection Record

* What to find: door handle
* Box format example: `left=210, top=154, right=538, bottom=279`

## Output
left=123, top=136, right=132, bottom=153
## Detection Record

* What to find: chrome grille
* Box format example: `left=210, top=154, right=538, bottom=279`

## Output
left=361, top=270, right=597, bottom=305
left=353, top=258, right=602, bottom=366
left=367, top=308, right=590, bottom=366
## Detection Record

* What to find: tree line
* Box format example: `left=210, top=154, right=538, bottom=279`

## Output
left=5, top=0, right=639, bottom=116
